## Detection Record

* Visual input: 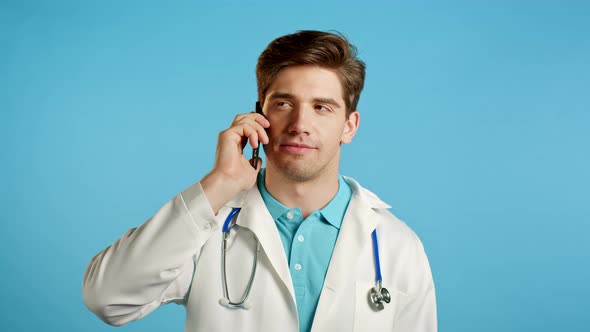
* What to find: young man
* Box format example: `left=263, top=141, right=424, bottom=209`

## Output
left=83, top=31, right=437, bottom=332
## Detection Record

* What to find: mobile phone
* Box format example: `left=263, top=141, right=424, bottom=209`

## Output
left=250, top=102, right=263, bottom=169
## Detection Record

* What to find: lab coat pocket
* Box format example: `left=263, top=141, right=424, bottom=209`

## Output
left=353, top=281, right=407, bottom=331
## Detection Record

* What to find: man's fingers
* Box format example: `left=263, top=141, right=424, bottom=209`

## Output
left=244, top=117, right=269, bottom=144
left=253, top=113, right=270, bottom=128
left=230, top=117, right=268, bottom=146
left=240, top=125, right=259, bottom=148
left=232, top=112, right=269, bottom=127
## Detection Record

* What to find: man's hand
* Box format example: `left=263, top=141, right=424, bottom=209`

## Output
left=200, top=112, right=270, bottom=214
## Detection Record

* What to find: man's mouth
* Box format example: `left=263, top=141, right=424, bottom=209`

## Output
left=280, top=143, right=316, bottom=154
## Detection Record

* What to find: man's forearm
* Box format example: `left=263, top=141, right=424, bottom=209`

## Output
left=82, top=182, right=219, bottom=326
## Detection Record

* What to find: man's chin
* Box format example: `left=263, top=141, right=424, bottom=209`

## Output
left=270, top=160, right=317, bottom=182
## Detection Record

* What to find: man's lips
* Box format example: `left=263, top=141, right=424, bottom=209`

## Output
left=282, top=143, right=314, bottom=148
left=280, top=143, right=316, bottom=153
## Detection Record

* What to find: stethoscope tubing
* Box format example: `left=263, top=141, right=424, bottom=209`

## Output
left=220, top=207, right=389, bottom=310
left=222, top=207, right=241, bottom=233
left=221, top=208, right=258, bottom=309
left=371, top=229, right=383, bottom=283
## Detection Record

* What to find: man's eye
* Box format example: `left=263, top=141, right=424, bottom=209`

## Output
left=315, top=105, right=331, bottom=112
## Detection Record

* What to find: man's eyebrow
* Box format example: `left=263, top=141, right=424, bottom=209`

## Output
left=267, top=92, right=295, bottom=100
left=267, top=92, right=342, bottom=108
left=312, top=97, right=341, bottom=108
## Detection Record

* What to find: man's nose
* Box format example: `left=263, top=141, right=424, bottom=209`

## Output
left=287, top=105, right=311, bottom=135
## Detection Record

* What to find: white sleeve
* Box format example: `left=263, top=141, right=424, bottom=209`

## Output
left=82, top=182, right=220, bottom=326
left=394, top=238, right=438, bottom=332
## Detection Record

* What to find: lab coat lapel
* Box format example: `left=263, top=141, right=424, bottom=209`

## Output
left=312, top=180, right=382, bottom=331
left=230, top=187, right=297, bottom=304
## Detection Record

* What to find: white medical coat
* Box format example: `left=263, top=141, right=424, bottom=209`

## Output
left=83, top=177, right=437, bottom=331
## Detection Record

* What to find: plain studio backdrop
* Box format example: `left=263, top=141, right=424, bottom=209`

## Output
left=1, top=1, right=588, bottom=331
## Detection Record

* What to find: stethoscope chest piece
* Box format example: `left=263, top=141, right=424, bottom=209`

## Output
left=369, top=283, right=391, bottom=311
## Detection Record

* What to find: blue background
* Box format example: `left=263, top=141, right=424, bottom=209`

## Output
left=2, top=1, right=589, bottom=331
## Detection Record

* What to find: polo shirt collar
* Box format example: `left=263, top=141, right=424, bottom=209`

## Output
left=257, top=169, right=289, bottom=221
left=256, top=169, right=352, bottom=229
left=318, top=175, right=351, bottom=229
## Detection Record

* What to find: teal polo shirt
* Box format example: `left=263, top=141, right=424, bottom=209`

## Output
left=257, top=169, right=352, bottom=332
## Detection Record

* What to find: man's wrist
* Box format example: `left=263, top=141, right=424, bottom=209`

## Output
left=200, top=171, right=241, bottom=215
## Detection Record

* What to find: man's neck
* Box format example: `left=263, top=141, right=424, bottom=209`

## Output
left=264, top=166, right=340, bottom=219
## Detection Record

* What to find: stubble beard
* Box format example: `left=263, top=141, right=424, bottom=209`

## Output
left=264, top=143, right=339, bottom=183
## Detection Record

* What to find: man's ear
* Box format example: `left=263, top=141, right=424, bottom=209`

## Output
left=341, top=111, right=360, bottom=144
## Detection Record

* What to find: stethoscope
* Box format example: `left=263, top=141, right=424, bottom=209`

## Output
left=219, top=207, right=391, bottom=311
left=219, top=207, right=258, bottom=309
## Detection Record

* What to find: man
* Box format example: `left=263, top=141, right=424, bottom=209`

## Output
left=83, top=30, right=437, bottom=331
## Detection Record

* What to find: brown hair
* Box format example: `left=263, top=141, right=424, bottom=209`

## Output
left=256, top=30, right=366, bottom=116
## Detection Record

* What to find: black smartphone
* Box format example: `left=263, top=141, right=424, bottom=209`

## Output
left=250, top=102, right=263, bottom=169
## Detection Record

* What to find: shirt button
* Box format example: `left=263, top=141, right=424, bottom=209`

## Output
left=294, top=263, right=302, bottom=271
left=297, top=235, right=304, bottom=242
left=286, top=212, right=294, bottom=220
